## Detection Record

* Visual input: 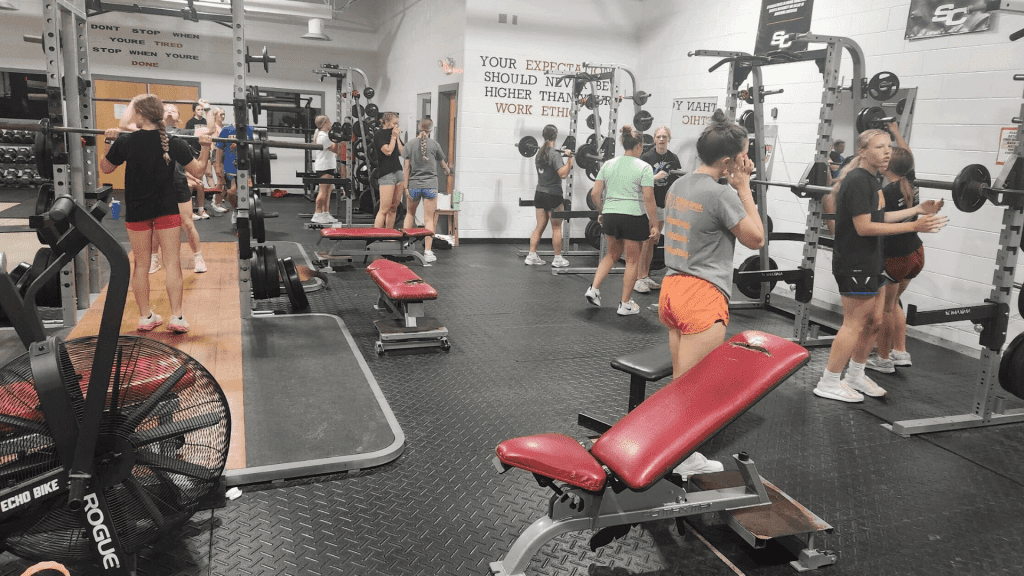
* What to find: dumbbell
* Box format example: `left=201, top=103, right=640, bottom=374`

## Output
left=0, top=131, right=9, bottom=143
left=16, top=170, right=31, bottom=187
left=3, top=169, right=17, bottom=186
left=15, top=150, right=29, bottom=164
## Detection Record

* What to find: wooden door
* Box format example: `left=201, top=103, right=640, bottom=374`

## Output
left=443, top=92, right=457, bottom=195
left=93, top=80, right=199, bottom=189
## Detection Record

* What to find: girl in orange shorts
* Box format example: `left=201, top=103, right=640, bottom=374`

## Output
left=657, top=110, right=764, bottom=478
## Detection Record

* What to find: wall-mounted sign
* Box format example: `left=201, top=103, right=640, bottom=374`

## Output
left=905, top=0, right=991, bottom=40
left=753, top=0, right=815, bottom=55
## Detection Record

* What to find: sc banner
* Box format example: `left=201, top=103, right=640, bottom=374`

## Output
left=905, top=0, right=991, bottom=40
left=753, top=0, right=815, bottom=56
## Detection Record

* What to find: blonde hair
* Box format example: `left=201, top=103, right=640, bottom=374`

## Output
left=132, top=93, right=171, bottom=164
left=314, top=115, right=331, bottom=131
left=653, top=126, right=671, bottom=139
left=417, top=118, right=433, bottom=161
left=830, top=129, right=889, bottom=200
left=381, top=112, right=398, bottom=126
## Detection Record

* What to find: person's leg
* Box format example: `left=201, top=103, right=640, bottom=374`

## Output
left=404, top=192, right=420, bottom=230
left=128, top=226, right=155, bottom=318
left=550, top=214, right=563, bottom=257
left=529, top=208, right=550, bottom=253
left=620, top=239, right=642, bottom=305
left=155, top=224, right=185, bottom=319
left=316, top=177, right=332, bottom=215
left=178, top=201, right=202, bottom=255
left=422, top=195, right=437, bottom=252
left=390, top=179, right=406, bottom=228
left=851, top=293, right=885, bottom=365
left=638, top=236, right=654, bottom=284
left=670, top=322, right=728, bottom=380
left=592, top=237, right=624, bottom=291
left=876, top=281, right=901, bottom=360
left=375, top=184, right=396, bottom=228
left=825, top=295, right=878, bottom=373
left=892, top=279, right=912, bottom=353
left=226, top=178, right=238, bottom=208
left=149, top=233, right=161, bottom=273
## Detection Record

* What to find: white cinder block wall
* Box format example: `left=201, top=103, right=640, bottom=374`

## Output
left=636, top=0, right=1024, bottom=352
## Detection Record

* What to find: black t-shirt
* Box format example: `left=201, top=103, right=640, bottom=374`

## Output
left=105, top=130, right=194, bottom=222
left=639, top=148, right=681, bottom=208
left=881, top=181, right=923, bottom=258
left=373, top=128, right=403, bottom=175
left=833, top=167, right=885, bottom=276
left=183, top=117, right=206, bottom=154
left=167, top=127, right=196, bottom=196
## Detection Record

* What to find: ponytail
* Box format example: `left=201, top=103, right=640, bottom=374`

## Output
left=417, top=118, right=433, bottom=161
left=157, top=120, right=171, bottom=164
left=535, top=124, right=558, bottom=171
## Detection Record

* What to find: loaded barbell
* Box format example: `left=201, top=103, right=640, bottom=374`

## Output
left=515, top=135, right=577, bottom=158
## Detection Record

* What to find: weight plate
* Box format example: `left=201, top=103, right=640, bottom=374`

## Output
left=896, top=98, right=907, bottom=116
left=952, top=164, right=990, bottom=213
left=576, top=143, right=601, bottom=174
left=365, top=103, right=379, bottom=119
left=31, top=247, right=62, bottom=308
left=586, top=186, right=597, bottom=210
left=999, top=332, right=1024, bottom=399
left=633, top=110, right=654, bottom=132
left=363, top=86, right=375, bottom=100
left=585, top=219, right=602, bottom=250
left=279, top=256, right=309, bottom=310
left=517, top=135, right=538, bottom=158
left=562, top=135, right=576, bottom=151
left=856, top=106, right=887, bottom=133
left=642, top=133, right=654, bottom=153
left=9, top=262, right=32, bottom=292
left=735, top=255, right=779, bottom=299
left=586, top=114, right=596, bottom=130
left=264, top=244, right=280, bottom=298
left=739, top=110, right=755, bottom=134
left=251, top=246, right=267, bottom=300
left=867, top=71, right=900, bottom=101
left=252, top=193, right=266, bottom=243
left=33, top=131, right=52, bottom=181
left=600, top=138, right=615, bottom=161
left=633, top=90, right=650, bottom=106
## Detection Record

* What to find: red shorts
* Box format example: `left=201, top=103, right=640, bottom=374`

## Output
left=125, top=214, right=181, bottom=232
left=658, top=274, right=729, bottom=334
left=885, top=245, right=925, bottom=282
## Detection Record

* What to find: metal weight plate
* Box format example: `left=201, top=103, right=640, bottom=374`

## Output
left=363, top=86, right=375, bottom=100
left=739, top=110, right=755, bottom=133
left=642, top=133, right=654, bottom=153
left=735, top=255, right=779, bottom=299
left=585, top=219, right=602, bottom=250
left=251, top=246, right=267, bottom=300
left=252, top=192, right=266, bottom=243
left=999, top=332, right=1024, bottom=400
left=586, top=186, right=597, bottom=210
left=257, top=134, right=272, bottom=185
left=896, top=98, right=907, bottom=116
left=248, top=85, right=262, bottom=124
left=633, top=110, right=654, bottom=132
left=867, top=71, right=900, bottom=101
left=633, top=90, right=650, bottom=106
left=263, top=244, right=280, bottom=298
left=586, top=114, right=596, bottom=130
left=279, top=256, right=309, bottom=310
left=365, top=103, right=379, bottom=119
left=33, top=130, right=53, bottom=180
left=517, top=135, right=539, bottom=158
left=600, top=138, right=615, bottom=160
left=952, top=164, right=990, bottom=213
left=575, top=143, right=600, bottom=174
left=329, top=122, right=346, bottom=143
left=856, top=106, right=887, bottom=133
left=562, top=135, right=576, bottom=151
left=352, top=104, right=364, bottom=118
left=583, top=94, right=597, bottom=110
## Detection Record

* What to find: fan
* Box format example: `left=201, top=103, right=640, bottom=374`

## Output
left=0, top=335, right=230, bottom=562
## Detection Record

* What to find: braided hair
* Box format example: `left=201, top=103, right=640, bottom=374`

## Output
left=418, top=118, right=433, bottom=161
left=131, top=94, right=172, bottom=164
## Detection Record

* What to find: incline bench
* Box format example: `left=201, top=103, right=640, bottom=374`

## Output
left=366, top=258, right=450, bottom=355
left=313, top=227, right=435, bottom=270
left=490, top=332, right=836, bottom=575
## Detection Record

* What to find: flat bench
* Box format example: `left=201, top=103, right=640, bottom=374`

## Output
left=490, top=332, right=836, bottom=575
left=313, top=227, right=435, bottom=268
left=365, top=258, right=450, bottom=355
left=577, top=342, right=673, bottom=434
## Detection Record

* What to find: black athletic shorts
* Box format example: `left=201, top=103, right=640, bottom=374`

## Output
left=834, top=272, right=892, bottom=296
left=174, top=183, right=191, bottom=204
left=601, top=213, right=650, bottom=242
left=533, top=191, right=564, bottom=213
left=314, top=169, right=338, bottom=178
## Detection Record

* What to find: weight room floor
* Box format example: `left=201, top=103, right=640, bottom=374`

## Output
left=2, top=193, right=1024, bottom=576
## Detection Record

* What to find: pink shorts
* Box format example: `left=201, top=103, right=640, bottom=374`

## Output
left=126, top=214, right=181, bottom=232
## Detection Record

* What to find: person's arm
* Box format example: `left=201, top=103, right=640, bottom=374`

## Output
left=591, top=180, right=605, bottom=213
left=887, top=121, right=909, bottom=150
left=727, top=156, right=764, bottom=249
left=100, top=133, right=123, bottom=174
left=642, top=185, right=658, bottom=239
left=883, top=198, right=944, bottom=222
left=822, top=193, right=837, bottom=236
left=380, top=129, right=398, bottom=156
left=213, top=147, right=225, bottom=183
left=182, top=134, right=212, bottom=178
left=853, top=212, right=947, bottom=236
left=557, top=149, right=573, bottom=178
left=403, top=158, right=411, bottom=190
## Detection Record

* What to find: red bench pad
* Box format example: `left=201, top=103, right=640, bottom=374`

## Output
left=402, top=227, right=434, bottom=239
left=320, top=227, right=402, bottom=240
left=591, top=331, right=809, bottom=490
left=366, top=259, right=437, bottom=301
left=496, top=433, right=606, bottom=492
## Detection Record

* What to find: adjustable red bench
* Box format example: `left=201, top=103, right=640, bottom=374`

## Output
left=313, top=227, right=435, bottom=269
left=490, top=331, right=836, bottom=575
left=365, top=258, right=450, bottom=355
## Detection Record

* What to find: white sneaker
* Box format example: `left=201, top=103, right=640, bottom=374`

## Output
left=845, top=375, right=886, bottom=397
left=323, top=213, right=338, bottom=222
left=192, top=213, right=202, bottom=221
left=633, top=279, right=651, bottom=294
left=617, top=300, right=640, bottom=315
left=813, top=379, right=864, bottom=403
left=212, top=204, right=228, bottom=213
left=167, top=315, right=191, bottom=334
left=645, top=277, right=660, bottom=290
left=311, top=213, right=328, bottom=224
left=585, top=286, right=601, bottom=307
left=149, top=255, right=162, bottom=274
left=524, top=253, right=546, bottom=266
left=423, top=250, right=437, bottom=263
left=193, top=254, right=207, bottom=273
left=672, top=452, right=724, bottom=480
left=865, top=353, right=895, bottom=374
left=551, top=255, right=570, bottom=268
left=890, top=350, right=912, bottom=367
left=137, top=311, right=163, bottom=332
left=230, top=212, right=237, bottom=227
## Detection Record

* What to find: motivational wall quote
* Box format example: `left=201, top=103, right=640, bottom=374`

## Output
left=478, top=55, right=613, bottom=117
left=89, top=24, right=204, bottom=69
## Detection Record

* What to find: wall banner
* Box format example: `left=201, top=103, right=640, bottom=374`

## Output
left=905, top=0, right=991, bottom=40
left=753, top=0, right=814, bottom=56
left=670, top=97, right=719, bottom=172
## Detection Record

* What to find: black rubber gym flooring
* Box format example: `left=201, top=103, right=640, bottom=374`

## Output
left=2, top=192, right=1024, bottom=575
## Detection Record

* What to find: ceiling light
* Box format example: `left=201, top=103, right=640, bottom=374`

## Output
left=302, top=18, right=331, bottom=41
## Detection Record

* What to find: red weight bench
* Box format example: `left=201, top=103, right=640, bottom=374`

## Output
left=313, top=227, right=435, bottom=270
left=490, top=332, right=836, bottom=575
left=365, top=258, right=450, bottom=355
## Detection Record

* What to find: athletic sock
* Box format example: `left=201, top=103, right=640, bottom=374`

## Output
left=847, top=360, right=866, bottom=383
left=821, top=369, right=842, bottom=387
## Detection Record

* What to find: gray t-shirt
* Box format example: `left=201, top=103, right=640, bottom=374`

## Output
left=403, top=137, right=447, bottom=190
left=664, top=172, right=748, bottom=299
left=535, top=147, right=564, bottom=196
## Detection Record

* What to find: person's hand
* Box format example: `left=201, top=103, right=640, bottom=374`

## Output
left=918, top=198, right=944, bottom=215
left=391, top=125, right=400, bottom=138
left=913, top=214, right=948, bottom=233
left=649, top=226, right=659, bottom=240
left=654, top=170, right=668, bottom=180
left=197, top=132, right=213, bottom=148
left=727, top=155, right=754, bottom=191
left=104, top=128, right=121, bottom=142
left=886, top=121, right=899, bottom=135
left=198, top=98, right=210, bottom=110
left=597, top=214, right=603, bottom=225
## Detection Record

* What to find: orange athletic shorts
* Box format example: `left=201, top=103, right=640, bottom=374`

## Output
left=885, top=245, right=925, bottom=282
left=658, top=274, right=729, bottom=334
left=125, top=213, right=181, bottom=232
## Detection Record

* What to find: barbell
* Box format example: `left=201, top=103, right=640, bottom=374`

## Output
left=515, top=135, right=577, bottom=158
left=855, top=106, right=896, bottom=133
left=912, top=164, right=994, bottom=213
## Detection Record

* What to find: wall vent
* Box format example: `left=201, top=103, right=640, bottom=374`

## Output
left=498, top=13, right=507, bottom=23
